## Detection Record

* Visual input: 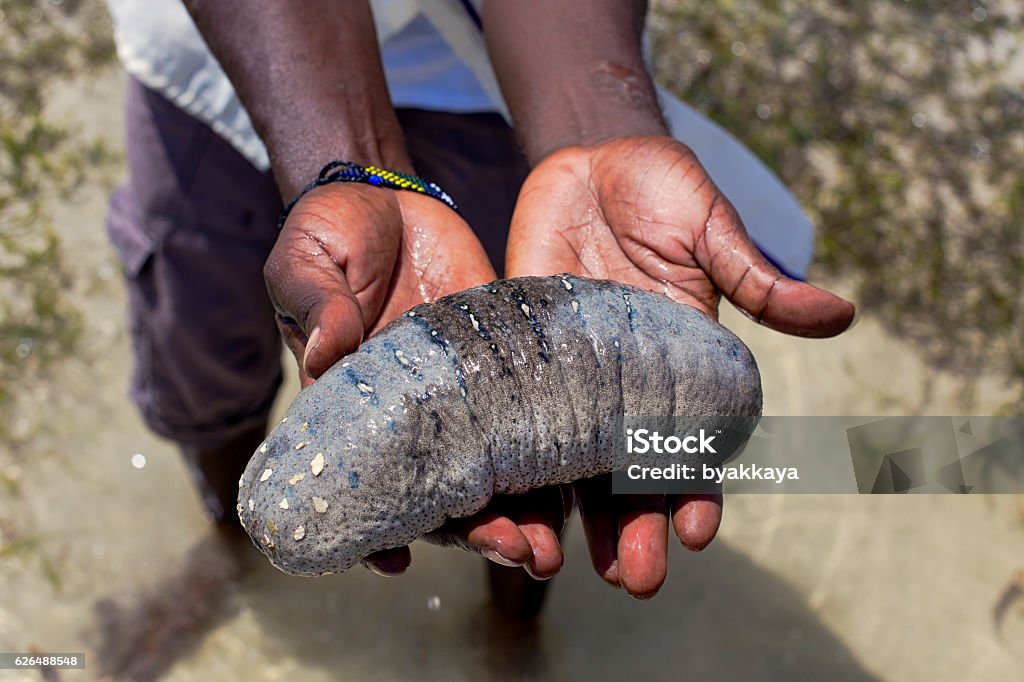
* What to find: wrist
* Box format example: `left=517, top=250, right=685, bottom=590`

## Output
left=483, top=0, right=668, bottom=166
left=266, top=118, right=413, bottom=199
left=522, top=65, right=669, bottom=165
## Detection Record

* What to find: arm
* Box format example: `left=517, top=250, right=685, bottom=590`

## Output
left=183, top=0, right=411, bottom=196
left=483, top=0, right=664, bottom=165
left=485, top=1, right=856, bottom=598
left=181, top=1, right=571, bottom=579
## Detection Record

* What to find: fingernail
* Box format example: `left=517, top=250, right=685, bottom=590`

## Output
left=363, top=561, right=404, bottom=577
left=846, top=304, right=861, bottom=331
left=481, top=548, right=524, bottom=567
left=628, top=590, right=658, bottom=601
left=302, top=326, right=321, bottom=376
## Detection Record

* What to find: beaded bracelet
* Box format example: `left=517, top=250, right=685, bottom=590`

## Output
left=278, top=160, right=459, bottom=229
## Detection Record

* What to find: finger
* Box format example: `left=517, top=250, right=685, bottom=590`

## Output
left=671, top=492, right=723, bottom=551
left=265, top=188, right=401, bottom=378
left=362, top=545, right=411, bottom=576
left=518, top=518, right=564, bottom=580
left=574, top=476, right=621, bottom=587
left=695, top=196, right=856, bottom=338
left=506, top=485, right=570, bottom=579
left=423, top=512, right=533, bottom=567
left=616, top=496, right=669, bottom=599
left=274, top=314, right=315, bottom=387
left=264, top=240, right=368, bottom=379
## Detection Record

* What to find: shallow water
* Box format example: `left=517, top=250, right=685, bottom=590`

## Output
left=1, top=70, right=1022, bottom=682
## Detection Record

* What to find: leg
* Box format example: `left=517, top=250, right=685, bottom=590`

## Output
left=96, top=77, right=286, bottom=680
left=395, top=108, right=554, bottom=618
left=108, top=77, right=284, bottom=525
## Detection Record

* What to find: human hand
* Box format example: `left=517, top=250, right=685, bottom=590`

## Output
left=265, top=183, right=569, bottom=577
left=506, top=135, right=856, bottom=597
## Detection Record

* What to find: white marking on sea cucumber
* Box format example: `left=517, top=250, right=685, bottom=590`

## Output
left=281, top=417, right=288, bottom=423
left=460, top=387, right=467, bottom=398
left=469, top=313, right=480, bottom=331
left=289, top=472, right=305, bottom=485
left=357, top=382, right=374, bottom=394
left=310, top=452, right=325, bottom=476
left=279, top=498, right=289, bottom=510
left=431, top=330, right=438, bottom=336
left=248, top=498, right=254, bottom=511
left=459, top=304, right=468, bottom=310
left=571, top=300, right=580, bottom=314
left=561, top=277, right=573, bottom=290
left=407, top=311, right=416, bottom=317
left=520, top=303, right=531, bottom=316
left=341, top=362, right=350, bottom=368
left=301, top=422, right=309, bottom=432
left=293, top=526, right=305, bottom=541
left=295, top=441, right=309, bottom=450
left=613, top=340, right=620, bottom=348
left=238, top=474, right=245, bottom=488
left=260, top=468, right=273, bottom=482
left=258, top=442, right=268, bottom=454
left=313, top=497, right=329, bottom=513
left=395, top=349, right=410, bottom=366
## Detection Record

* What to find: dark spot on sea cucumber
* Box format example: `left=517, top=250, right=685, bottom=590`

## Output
left=349, top=471, right=361, bottom=489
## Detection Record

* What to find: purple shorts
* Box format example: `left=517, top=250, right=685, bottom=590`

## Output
left=108, top=76, right=528, bottom=449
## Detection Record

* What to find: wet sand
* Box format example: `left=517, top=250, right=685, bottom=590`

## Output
left=0, top=69, right=1021, bottom=682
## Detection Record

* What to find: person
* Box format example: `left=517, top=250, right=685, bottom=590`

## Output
left=106, top=0, right=855, bottom=605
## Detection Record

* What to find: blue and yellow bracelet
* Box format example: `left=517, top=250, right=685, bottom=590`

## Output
left=278, top=160, right=459, bottom=229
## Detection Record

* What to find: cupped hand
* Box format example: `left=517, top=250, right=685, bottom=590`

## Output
left=265, top=183, right=568, bottom=577
left=506, top=136, right=856, bottom=597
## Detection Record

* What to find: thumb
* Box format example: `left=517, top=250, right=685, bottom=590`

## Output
left=697, top=197, right=856, bottom=338
left=264, top=244, right=374, bottom=381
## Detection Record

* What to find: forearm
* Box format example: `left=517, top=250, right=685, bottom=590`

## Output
left=483, top=0, right=667, bottom=165
left=183, top=0, right=410, bottom=197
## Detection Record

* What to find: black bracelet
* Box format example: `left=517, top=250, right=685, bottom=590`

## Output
left=278, top=160, right=459, bottom=229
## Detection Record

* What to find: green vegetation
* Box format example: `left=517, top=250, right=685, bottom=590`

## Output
left=0, top=0, right=116, bottom=431
left=651, top=1, right=1024, bottom=408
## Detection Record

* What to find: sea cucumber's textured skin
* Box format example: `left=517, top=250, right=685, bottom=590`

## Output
left=237, top=275, right=762, bottom=576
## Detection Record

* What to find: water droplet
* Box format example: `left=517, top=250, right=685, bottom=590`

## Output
left=972, top=7, right=987, bottom=21
left=697, top=49, right=712, bottom=65
left=731, top=41, right=747, bottom=57
left=971, top=136, right=991, bottom=161
left=15, top=337, right=32, bottom=359
left=131, top=453, right=147, bottom=469
left=756, top=103, right=772, bottom=120
left=98, top=263, right=116, bottom=281
left=802, top=46, right=818, bottom=63
left=427, top=595, right=441, bottom=611
left=911, top=112, right=927, bottom=128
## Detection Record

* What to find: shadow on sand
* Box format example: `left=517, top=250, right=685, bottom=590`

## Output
left=92, top=521, right=881, bottom=681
